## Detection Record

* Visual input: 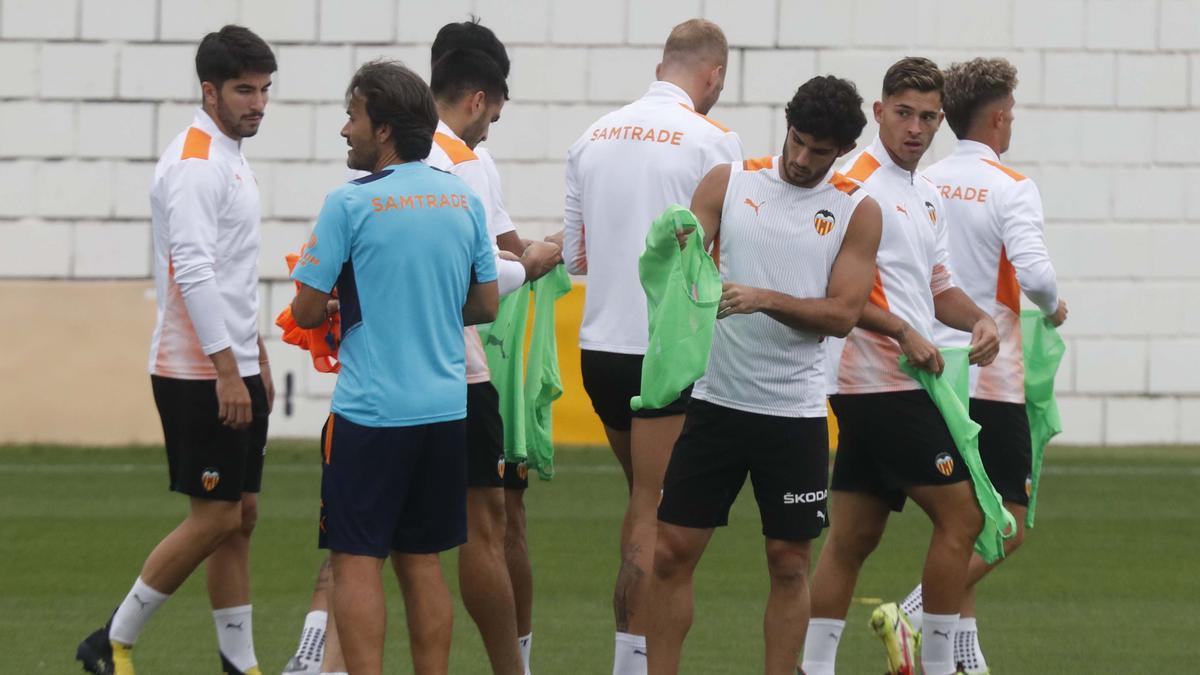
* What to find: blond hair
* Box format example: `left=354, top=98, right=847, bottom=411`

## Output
left=662, top=18, right=728, bottom=68
left=942, top=57, right=1018, bottom=139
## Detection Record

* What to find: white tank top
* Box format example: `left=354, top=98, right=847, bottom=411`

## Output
left=692, top=156, right=868, bottom=418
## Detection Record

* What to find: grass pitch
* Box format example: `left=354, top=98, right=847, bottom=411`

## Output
left=2, top=443, right=1197, bottom=673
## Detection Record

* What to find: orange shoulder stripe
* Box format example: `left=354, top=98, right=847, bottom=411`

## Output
left=180, top=127, right=212, bottom=161
left=844, top=152, right=881, bottom=183
left=743, top=156, right=774, bottom=171
left=982, top=158, right=1027, bottom=182
left=828, top=172, right=860, bottom=195
left=678, top=103, right=730, bottom=132
left=434, top=132, right=477, bottom=165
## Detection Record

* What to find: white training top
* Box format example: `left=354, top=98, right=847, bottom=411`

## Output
left=826, top=135, right=955, bottom=395
left=149, top=109, right=262, bottom=379
left=563, top=80, right=744, bottom=355
left=693, top=156, right=868, bottom=418
left=924, top=139, right=1059, bottom=403
left=427, top=121, right=526, bottom=384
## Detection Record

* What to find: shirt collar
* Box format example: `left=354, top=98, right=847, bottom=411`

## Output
left=953, top=139, right=1001, bottom=162
left=642, top=80, right=697, bottom=109
left=192, top=108, right=242, bottom=155
left=866, top=134, right=917, bottom=184
left=436, top=119, right=462, bottom=142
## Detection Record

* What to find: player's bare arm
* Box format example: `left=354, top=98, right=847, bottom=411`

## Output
left=291, top=282, right=333, bottom=330
left=257, top=334, right=274, bottom=414
left=933, top=287, right=999, bottom=366
left=718, top=196, right=883, bottom=338
left=857, top=303, right=945, bottom=375
left=463, top=279, right=500, bottom=326
left=689, top=163, right=730, bottom=251
left=519, top=239, right=564, bottom=281
left=210, top=347, right=252, bottom=429
left=497, top=230, right=526, bottom=257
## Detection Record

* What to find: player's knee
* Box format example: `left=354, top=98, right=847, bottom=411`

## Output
left=652, top=528, right=697, bottom=579
left=764, top=541, right=810, bottom=587
left=238, top=497, right=258, bottom=536
left=831, top=524, right=883, bottom=564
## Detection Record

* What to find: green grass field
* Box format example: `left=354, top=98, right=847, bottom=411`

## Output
left=3, top=443, right=1198, bottom=673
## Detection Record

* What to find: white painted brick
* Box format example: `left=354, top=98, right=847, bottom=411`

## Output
left=1086, top=0, right=1156, bottom=49
left=1055, top=280, right=1146, bottom=338
left=240, top=0, right=317, bottom=42
left=1043, top=53, right=1114, bottom=107
left=480, top=0, right=551, bottom=45
left=120, top=45, right=199, bottom=101
left=1105, top=397, right=1178, bottom=445
left=508, top=46, right=587, bottom=103
left=1046, top=224, right=1150, bottom=280
left=705, top=0, right=777, bottom=48
left=587, top=47, right=660, bottom=103
left=320, top=0, right=395, bottom=43
left=248, top=161, right=276, bottom=220
left=626, top=0, right=700, bottom=46
left=160, top=0, right=239, bottom=41
left=1053, top=395, right=1103, bottom=445
left=81, top=0, right=154, bottom=39
left=267, top=384, right=332, bottom=438
left=482, top=103, right=551, bottom=161
left=155, top=102, right=198, bottom=155
left=0, top=43, right=38, bottom=97
left=1178, top=400, right=1200, bottom=443
left=549, top=0, right=625, bottom=45
left=1, top=0, right=77, bottom=38
left=36, top=161, right=113, bottom=218
left=778, top=0, right=852, bottom=47
left=72, top=222, right=151, bottom=278
left=314, top=103, right=351, bottom=161
left=396, top=0, right=474, bottom=43
left=1074, top=339, right=1146, bottom=394
left=265, top=279, right=295, bottom=337
left=0, top=161, right=36, bottom=216
left=1036, top=166, right=1112, bottom=221
left=1188, top=170, right=1200, bottom=221
left=113, top=162, right=153, bottom=218
left=0, top=102, right=76, bottom=158
left=1117, top=54, right=1188, bottom=109
left=1078, top=111, right=1154, bottom=163
left=852, top=0, right=919, bottom=47
left=931, top=0, right=1010, bottom=48
left=721, top=48, right=743, bottom=105
left=816, top=49, right=910, bottom=104
left=267, top=162, right=347, bottom=219
left=40, top=43, right=116, bottom=99
left=78, top=103, right=155, bottom=159
left=275, top=46, right=354, bottom=102
left=742, top=50, right=817, bottom=105
left=0, top=221, right=73, bottom=277
left=352, top=45, right=430, bottom=82
left=1143, top=282, right=1187, bottom=336
left=260, top=223, right=311, bottom=281
left=1149, top=339, right=1200, bottom=394
left=1160, top=0, right=1200, bottom=48
left=1113, top=168, right=1184, bottom=221
left=248, top=103, right=313, bottom=161
left=1153, top=112, right=1200, bottom=165
left=1148, top=225, right=1200, bottom=279
left=1193, top=55, right=1200, bottom=107
left=707, top=104, right=773, bottom=158
left=1004, top=109, right=1080, bottom=164
left=498, top=161, right=565, bottom=220
left=1182, top=286, right=1200, bottom=336
left=544, top=104, right=614, bottom=157
left=1013, top=0, right=1084, bottom=48
left=1055, top=335, right=1075, bottom=393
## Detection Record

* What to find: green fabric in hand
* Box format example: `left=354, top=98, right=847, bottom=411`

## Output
left=524, top=266, right=573, bottom=480
left=477, top=283, right=532, bottom=462
left=1020, top=309, right=1066, bottom=528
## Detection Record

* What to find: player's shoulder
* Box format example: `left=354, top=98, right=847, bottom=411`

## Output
left=431, top=131, right=478, bottom=167
left=838, top=148, right=883, bottom=186
left=978, top=157, right=1029, bottom=184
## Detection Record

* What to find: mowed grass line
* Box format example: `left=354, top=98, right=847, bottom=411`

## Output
left=2, top=444, right=1198, bottom=673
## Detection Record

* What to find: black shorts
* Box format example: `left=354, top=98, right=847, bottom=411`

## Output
left=318, top=413, right=467, bottom=557
left=830, top=390, right=969, bottom=512
left=151, top=374, right=268, bottom=502
left=971, top=398, right=1032, bottom=506
left=658, top=399, right=830, bottom=542
left=504, top=460, right=530, bottom=490
left=580, top=349, right=690, bottom=432
left=467, top=382, right=505, bottom=489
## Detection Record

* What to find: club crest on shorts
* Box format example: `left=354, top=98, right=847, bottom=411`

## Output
left=1025, top=475, right=1033, bottom=498
left=814, top=209, right=836, bottom=236
left=517, top=461, right=529, bottom=481
left=934, top=452, right=955, bottom=477
left=497, top=458, right=506, bottom=478
left=201, top=468, right=221, bottom=492
left=925, top=200, right=937, bottom=224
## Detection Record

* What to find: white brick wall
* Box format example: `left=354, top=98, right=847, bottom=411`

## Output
left=2, top=0, right=1198, bottom=445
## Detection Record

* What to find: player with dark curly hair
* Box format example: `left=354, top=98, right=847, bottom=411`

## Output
left=644, top=75, right=883, bottom=675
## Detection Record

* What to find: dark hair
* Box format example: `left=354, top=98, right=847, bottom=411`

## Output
left=195, top=25, right=277, bottom=87
left=785, top=75, right=867, bottom=148
left=882, top=56, right=943, bottom=99
left=431, top=16, right=510, bottom=78
left=942, top=57, right=1019, bottom=139
left=430, top=48, right=509, bottom=102
left=346, top=60, right=438, bottom=162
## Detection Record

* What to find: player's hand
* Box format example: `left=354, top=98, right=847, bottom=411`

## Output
left=674, top=226, right=695, bottom=250
left=717, top=283, right=769, bottom=319
left=520, top=240, right=563, bottom=281
left=498, top=250, right=521, bottom=262
left=968, top=316, right=1000, bottom=366
left=544, top=230, right=565, bottom=249
left=260, top=361, right=275, bottom=415
left=216, top=372, right=253, bottom=430
left=1048, top=298, right=1068, bottom=327
left=326, top=299, right=340, bottom=318
left=898, top=324, right=944, bottom=375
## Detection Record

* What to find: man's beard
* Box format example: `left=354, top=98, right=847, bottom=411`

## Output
left=216, top=96, right=262, bottom=139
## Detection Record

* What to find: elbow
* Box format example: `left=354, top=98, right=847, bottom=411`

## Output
left=291, top=302, right=324, bottom=329
left=828, top=316, right=856, bottom=339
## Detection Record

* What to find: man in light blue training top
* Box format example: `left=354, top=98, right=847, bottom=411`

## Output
left=290, top=59, right=498, bottom=675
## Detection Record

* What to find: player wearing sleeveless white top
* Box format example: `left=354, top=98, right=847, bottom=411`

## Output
left=649, top=76, right=882, bottom=675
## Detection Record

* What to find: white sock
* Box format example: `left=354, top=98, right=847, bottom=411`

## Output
left=213, top=604, right=258, bottom=672
left=954, top=617, right=988, bottom=673
left=612, top=632, right=647, bottom=675
left=800, top=618, right=844, bottom=675
left=109, top=577, right=169, bottom=645
left=289, top=610, right=327, bottom=669
left=901, top=583, right=924, bottom=632
left=519, top=633, right=533, bottom=675
left=920, top=612, right=959, bottom=675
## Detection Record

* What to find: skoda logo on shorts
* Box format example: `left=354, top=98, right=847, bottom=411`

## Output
left=517, top=461, right=529, bottom=481
left=1025, top=475, right=1033, bottom=498
left=925, top=200, right=937, bottom=224
left=201, top=468, right=221, bottom=492
left=934, top=453, right=955, bottom=477
left=814, top=209, right=836, bottom=236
